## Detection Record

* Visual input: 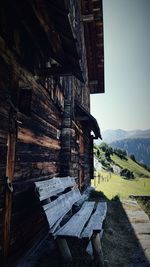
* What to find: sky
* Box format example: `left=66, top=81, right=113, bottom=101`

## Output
left=90, top=0, right=150, bottom=131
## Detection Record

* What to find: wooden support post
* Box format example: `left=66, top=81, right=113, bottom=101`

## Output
left=86, top=241, right=94, bottom=259
left=91, top=233, right=104, bottom=267
left=2, top=108, right=17, bottom=267
left=56, top=239, right=72, bottom=262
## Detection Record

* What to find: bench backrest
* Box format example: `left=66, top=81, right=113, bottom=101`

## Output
left=35, top=177, right=83, bottom=232
left=35, top=177, right=107, bottom=239
left=35, top=176, right=76, bottom=201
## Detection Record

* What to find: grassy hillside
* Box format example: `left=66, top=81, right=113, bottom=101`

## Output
left=93, top=143, right=150, bottom=199
left=110, top=138, right=150, bottom=167
left=92, top=171, right=150, bottom=199
left=111, top=154, right=150, bottom=178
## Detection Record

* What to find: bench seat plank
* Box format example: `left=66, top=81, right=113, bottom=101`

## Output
left=44, top=189, right=82, bottom=228
left=35, top=177, right=76, bottom=201
left=50, top=194, right=88, bottom=234
left=55, top=201, right=95, bottom=238
left=81, top=202, right=107, bottom=239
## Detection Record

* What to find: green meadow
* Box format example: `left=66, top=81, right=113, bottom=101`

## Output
left=111, top=154, right=150, bottom=178
left=91, top=171, right=150, bottom=199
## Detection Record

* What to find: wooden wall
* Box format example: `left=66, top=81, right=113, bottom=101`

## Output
left=8, top=182, right=49, bottom=266
left=0, top=56, right=9, bottom=180
left=15, top=81, right=62, bottom=181
left=0, top=56, right=10, bottom=264
left=0, top=36, right=63, bottom=264
left=0, top=0, right=98, bottom=263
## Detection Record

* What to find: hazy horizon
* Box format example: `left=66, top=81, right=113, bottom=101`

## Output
left=102, top=128, right=150, bottom=132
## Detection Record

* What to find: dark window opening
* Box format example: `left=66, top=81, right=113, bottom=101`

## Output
left=18, top=88, right=32, bottom=116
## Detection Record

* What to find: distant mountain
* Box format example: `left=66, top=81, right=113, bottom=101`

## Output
left=100, top=129, right=150, bottom=167
left=102, top=129, right=150, bottom=143
left=101, top=129, right=127, bottom=143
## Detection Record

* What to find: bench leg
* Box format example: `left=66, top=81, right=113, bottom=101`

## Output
left=56, top=238, right=72, bottom=262
left=91, top=233, right=104, bottom=267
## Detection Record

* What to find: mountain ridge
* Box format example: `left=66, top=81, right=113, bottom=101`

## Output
left=102, top=129, right=150, bottom=143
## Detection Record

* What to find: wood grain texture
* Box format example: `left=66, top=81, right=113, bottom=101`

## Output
left=2, top=107, right=17, bottom=267
left=81, top=202, right=107, bottom=239
left=44, top=189, right=82, bottom=228
left=35, top=176, right=76, bottom=201
left=55, top=201, right=95, bottom=238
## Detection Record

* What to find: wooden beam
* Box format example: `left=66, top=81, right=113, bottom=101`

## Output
left=36, top=66, right=72, bottom=77
left=75, top=116, right=89, bottom=121
left=2, top=107, right=17, bottom=267
left=56, top=239, right=72, bottom=262
left=82, top=14, right=94, bottom=22
left=91, top=233, right=104, bottom=267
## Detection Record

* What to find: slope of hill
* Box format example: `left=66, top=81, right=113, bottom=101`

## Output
left=111, top=153, right=150, bottom=178
left=93, top=144, right=150, bottom=199
left=101, top=129, right=150, bottom=167
left=94, top=143, right=150, bottom=178
left=111, top=138, right=150, bottom=167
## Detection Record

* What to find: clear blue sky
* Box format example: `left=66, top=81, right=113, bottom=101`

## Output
left=90, top=0, right=150, bottom=131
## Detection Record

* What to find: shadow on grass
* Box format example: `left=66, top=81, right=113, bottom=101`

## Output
left=101, top=194, right=150, bottom=267
left=88, top=189, right=107, bottom=201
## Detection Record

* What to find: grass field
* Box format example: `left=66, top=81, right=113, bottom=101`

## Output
left=91, top=171, right=150, bottom=199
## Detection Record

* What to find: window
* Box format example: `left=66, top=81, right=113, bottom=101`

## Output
left=18, top=88, right=32, bottom=116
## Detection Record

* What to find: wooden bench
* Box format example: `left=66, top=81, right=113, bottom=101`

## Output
left=35, top=176, right=107, bottom=266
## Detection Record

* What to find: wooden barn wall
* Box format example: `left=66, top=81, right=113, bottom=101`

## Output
left=73, top=77, right=90, bottom=112
left=70, top=123, right=79, bottom=181
left=15, top=83, right=62, bottom=181
left=0, top=38, right=62, bottom=264
left=70, top=121, right=91, bottom=189
left=84, top=135, right=91, bottom=186
left=8, top=182, right=49, bottom=266
left=0, top=43, right=62, bottom=182
left=0, top=56, right=10, bottom=253
left=0, top=56, right=9, bottom=181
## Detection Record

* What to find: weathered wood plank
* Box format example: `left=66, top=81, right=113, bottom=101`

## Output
left=2, top=108, right=17, bottom=267
left=55, top=201, right=95, bottom=238
left=17, top=111, right=60, bottom=140
left=44, top=189, right=81, bottom=228
left=14, top=161, right=59, bottom=181
left=35, top=176, right=75, bottom=188
left=35, top=177, right=76, bottom=201
left=18, top=128, right=60, bottom=149
left=81, top=202, right=107, bottom=239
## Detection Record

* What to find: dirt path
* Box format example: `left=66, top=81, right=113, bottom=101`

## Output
left=102, top=197, right=150, bottom=267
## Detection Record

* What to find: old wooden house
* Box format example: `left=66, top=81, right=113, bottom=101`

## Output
left=0, top=0, right=104, bottom=265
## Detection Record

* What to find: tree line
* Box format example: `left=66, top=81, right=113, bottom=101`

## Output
left=94, top=142, right=150, bottom=179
